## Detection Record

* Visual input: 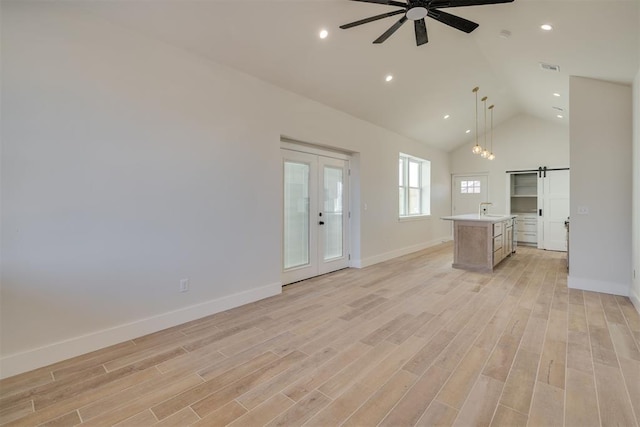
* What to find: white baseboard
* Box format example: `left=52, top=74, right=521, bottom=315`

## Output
left=630, top=286, right=640, bottom=315
left=355, top=237, right=452, bottom=269
left=568, top=275, right=630, bottom=297
left=0, top=282, right=282, bottom=379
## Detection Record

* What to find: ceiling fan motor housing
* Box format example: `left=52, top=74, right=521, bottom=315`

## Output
left=340, top=0, right=514, bottom=46
left=406, top=7, right=428, bottom=20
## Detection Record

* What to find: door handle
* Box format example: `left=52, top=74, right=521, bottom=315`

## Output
left=319, top=221, right=325, bottom=225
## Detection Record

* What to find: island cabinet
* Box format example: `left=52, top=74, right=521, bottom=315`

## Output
left=441, top=214, right=516, bottom=273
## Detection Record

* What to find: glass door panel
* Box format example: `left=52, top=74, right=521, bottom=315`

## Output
left=283, top=162, right=310, bottom=269
left=281, top=150, right=318, bottom=285
left=323, top=166, right=343, bottom=261
left=318, top=156, right=349, bottom=275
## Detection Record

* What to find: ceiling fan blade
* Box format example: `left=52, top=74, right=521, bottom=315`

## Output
left=348, top=0, right=409, bottom=8
left=340, top=9, right=406, bottom=29
left=427, top=9, right=479, bottom=33
left=429, top=0, right=513, bottom=8
left=373, top=16, right=408, bottom=43
left=414, top=18, right=428, bottom=45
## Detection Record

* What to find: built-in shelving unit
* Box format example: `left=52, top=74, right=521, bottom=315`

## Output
left=509, top=172, right=537, bottom=245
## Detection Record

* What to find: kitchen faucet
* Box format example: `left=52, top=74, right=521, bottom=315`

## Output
left=479, top=202, right=493, bottom=216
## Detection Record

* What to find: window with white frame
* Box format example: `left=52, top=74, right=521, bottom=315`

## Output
left=399, top=153, right=431, bottom=217
left=460, top=180, right=481, bottom=194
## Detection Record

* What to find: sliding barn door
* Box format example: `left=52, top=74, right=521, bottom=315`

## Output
left=538, top=169, right=570, bottom=251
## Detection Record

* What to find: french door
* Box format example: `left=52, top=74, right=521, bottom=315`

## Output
left=282, top=149, right=350, bottom=284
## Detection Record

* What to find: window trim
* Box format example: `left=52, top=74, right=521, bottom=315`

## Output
left=398, top=153, right=431, bottom=219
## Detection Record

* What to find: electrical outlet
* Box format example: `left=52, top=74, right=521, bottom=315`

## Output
left=179, top=278, right=189, bottom=293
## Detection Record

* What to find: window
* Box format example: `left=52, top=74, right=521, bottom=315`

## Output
left=460, top=180, right=481, bottom=194
left=399, top=153, right=431, bottom=217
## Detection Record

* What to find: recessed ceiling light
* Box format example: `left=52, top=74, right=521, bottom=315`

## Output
left=541, top=24, right=553, bottom=31
left=319, top=29, right=328, bottom=39
left=553, top=92, right=561, bottom=97
left=385, top=75, right=393, bottom=82
left=499, top=29, right=511, bottom=39
left=557, top=114, right=564, bottom=118
left=466, top=129, right=471, bottom=134
left=444, top=114, right=450, bottom=119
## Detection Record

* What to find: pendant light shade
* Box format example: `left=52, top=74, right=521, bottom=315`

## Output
left=470, top=86, right=498, bottom=161
left=488, top=104, right=496, bottom=160
left=471, top=87, right=482, bottom=154
left=480, top=96, right=489, bottom=158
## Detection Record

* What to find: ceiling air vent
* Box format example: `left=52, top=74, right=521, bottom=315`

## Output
left=540, top=62, right=560, bottom=72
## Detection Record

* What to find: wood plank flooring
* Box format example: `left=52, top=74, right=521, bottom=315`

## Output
left=1, top=243, right=639, bottom=426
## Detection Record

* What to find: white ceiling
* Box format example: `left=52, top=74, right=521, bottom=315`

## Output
left=76, top=0, right=639, bottom=152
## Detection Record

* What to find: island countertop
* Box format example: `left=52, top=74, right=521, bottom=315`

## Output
left=441, top=214, right=517, bottom=222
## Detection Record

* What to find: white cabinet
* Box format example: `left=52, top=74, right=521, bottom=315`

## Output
left=515, top=214, right=537, bottom=244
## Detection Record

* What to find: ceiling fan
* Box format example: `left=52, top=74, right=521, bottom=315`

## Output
left=340, top=0, right=515, bottom=46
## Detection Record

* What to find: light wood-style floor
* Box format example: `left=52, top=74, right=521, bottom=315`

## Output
left=1, top=244, right=639, bottom=427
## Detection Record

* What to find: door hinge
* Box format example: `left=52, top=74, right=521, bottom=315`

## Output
left=348, top=169, right=351, bottom=176
left=348, top=254, right=351, bottom=260
left=348, top=211, right=351, bottom=218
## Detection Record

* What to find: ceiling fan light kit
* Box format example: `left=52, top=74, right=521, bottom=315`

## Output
left=340, top=0, right=515, bottom=46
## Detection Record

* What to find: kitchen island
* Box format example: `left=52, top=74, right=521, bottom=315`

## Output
left=442, top=214, right=517, bottom=272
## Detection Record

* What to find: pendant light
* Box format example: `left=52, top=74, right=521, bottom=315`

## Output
left=471, top=87, right=482, bottom=154
left=480, top=96, right=489, bottom=158
left=488, top=104, right=496, bottom=160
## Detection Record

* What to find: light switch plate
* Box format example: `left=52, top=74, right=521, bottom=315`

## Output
left=577, top=206, right=589, bottom=215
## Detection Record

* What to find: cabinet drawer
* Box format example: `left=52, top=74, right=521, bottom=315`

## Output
left=493, top=248, right=503, bottom=266
left=516, top=222, right=537, bottom=232
left=493, top=222, right=503, bottom=237
left=518, top=232, right=537, bottom=243
left=493, top=235, right=503, bottom=251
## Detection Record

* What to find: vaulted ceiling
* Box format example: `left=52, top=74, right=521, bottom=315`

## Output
left=77, top=0, right=639, bottom=151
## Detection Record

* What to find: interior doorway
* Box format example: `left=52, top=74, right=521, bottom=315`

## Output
left=281, top=147, right=350, bottom=285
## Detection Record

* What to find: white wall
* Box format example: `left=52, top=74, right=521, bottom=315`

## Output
left=0, top=2, right=451, bottom=377
left=632, top=67, right=640, bottom=311
left=450, top=114, right=569, bottom=215
left=569, top=77, right=633, bottom=297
